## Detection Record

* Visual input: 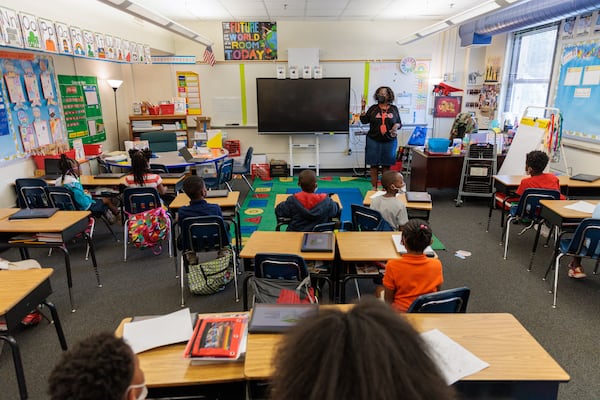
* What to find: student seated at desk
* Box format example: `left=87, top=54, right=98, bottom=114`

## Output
left=48, top=332, right=147, bottom=400
left=56, top=154, right=120, bottom=221
left=125, top=149, right=167, bottom=197
left=370, top=170, right=408, bottom=231
left=515, top=150, right=564, bottom=198
left=275, top=169, right=340, bottom=232
left=377, top=219, right=443, bottom=312
left=270, top=297, right=454, bottom=400
left=176, top=175, right=230, bottom=239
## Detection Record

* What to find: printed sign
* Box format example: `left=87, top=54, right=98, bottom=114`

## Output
left=222, top=22, right=277, bottom=61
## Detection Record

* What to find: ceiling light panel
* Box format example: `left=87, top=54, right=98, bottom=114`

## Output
left=126, top=3, right=172, bottom=25
left=448, top=2, right=501, bottom=24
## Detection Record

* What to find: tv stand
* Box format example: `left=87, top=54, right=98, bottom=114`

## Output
left=289, top=135, right=320, bottom=176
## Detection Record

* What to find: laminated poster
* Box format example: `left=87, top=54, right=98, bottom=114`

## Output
left=38, top=18, right=58, bottom=53
left=55, top=22, right=73, bottom=55
left=20, top=12, right=42, bottom=50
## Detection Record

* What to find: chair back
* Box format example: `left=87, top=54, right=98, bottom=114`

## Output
left=513, top=188, right=561, bottom=220
left=149, top=163, right=169, bottom=174
left=123, top=187, right=162, bottom=214
left=242, top=147, right=253, bottom=172
left=565, top=218, right=600, bottom=259
left=407, top=287, right=471, bottom=313
left=254, top=253, right=309, bottom=281
left=46, top=186, right=77, bottom=211
left=312, top=222, right=336, bottom=232
left=180, top=215, right=230, bottom=252
left=140, top=131, right=178, bottom=152
left=96, top=156, right=112, bottom=173
left=15, top=178, right=50, bottom=208
left=218, top=159, right=234, bottom=185
left=350, top=204, right=392, bottom=231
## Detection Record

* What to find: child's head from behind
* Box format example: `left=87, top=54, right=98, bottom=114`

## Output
left=381, top=170, right=404, bottom=194
left=183, top=175, right=206, bottom=200
left=58, top=154, right=79, bottom=176
left=129, top=149, right=152, bottom=174
left=402, top=219, right=433, bottom=253
left=525, top=150, right=549, bottom=175
left=298, top=170, right=317, bottom=193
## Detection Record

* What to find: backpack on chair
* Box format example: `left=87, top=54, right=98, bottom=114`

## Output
left=127, top=207, right=170, bottom=254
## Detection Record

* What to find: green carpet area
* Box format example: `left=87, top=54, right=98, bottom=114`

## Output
left=238, top=176, right=445, bottom=250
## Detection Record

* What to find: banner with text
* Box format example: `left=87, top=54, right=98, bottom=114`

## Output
left=222, top=22, right=277, bottom=61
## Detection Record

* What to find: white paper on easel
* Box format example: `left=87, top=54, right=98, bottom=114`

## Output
left=497, top=123, right=545, bottom=175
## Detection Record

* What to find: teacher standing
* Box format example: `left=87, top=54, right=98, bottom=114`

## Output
left=360, top=86, right=402, bottom=190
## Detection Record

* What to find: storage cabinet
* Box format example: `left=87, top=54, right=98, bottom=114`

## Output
left=128, top=115, right=189, bottom=147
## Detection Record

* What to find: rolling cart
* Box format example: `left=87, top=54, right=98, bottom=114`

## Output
left=455, top=136, right=497, bottom=207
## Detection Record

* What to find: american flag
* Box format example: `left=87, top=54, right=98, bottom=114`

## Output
left=203, top=45, right=216, bottom=67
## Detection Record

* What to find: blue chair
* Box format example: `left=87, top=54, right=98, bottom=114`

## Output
left=205, top=159, right=234, bottom=191
left=242, top=253, right=310, bottom=311
left=350, top=204, right=393, bottom=232
left=179, top=215, right=238, bottom=306
left=232, top=146, right=254, bottom=191
left=122, top=187, right=172, bottom=261
left=501, top=188, right=561, bottom=264
left=15, top=178, right=50, bottom=209
left=549, top=218, right=600, bottom=308
left=407, top=287, right=471, bottom=313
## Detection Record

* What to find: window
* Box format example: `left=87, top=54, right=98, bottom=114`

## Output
left=504, top=24, right=558, bottom=121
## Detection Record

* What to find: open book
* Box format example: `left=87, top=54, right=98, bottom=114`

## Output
left=392, top=234, right=435, bottom=257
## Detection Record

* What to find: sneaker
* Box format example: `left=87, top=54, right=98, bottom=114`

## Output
left=21, top=310, right=42, bottom=326
left=567, top=262, right=587, bottom=279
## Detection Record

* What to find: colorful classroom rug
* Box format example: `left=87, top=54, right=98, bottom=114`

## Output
left=237, top=176, right=445, bottom=250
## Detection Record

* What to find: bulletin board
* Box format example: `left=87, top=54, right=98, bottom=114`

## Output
left=554, top=39, right=600, bottom=142
left=57, top=75, right=106, bottom=144
left=0, top=50, right=66, bottom=161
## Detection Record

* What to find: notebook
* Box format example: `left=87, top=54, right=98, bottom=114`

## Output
left=9, top=208, right=59, bottom=220
left=301, top=232, right=333, bottom=252
left=405, top=191, right=432, bottom=202
left=94, top=172, right=126, bottom=179
left=391, top=234, right=435, bottom=257
left=570, top=173, right=600, bottom=183
left=248, top=304, right=318, bottom=333
left=38, top=158, right=61, bottom=180
left=205, top=189, right=229, bottom=198
left=180, top=147, right=207, bottom=163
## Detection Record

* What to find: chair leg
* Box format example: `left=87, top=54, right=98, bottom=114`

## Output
left=123, top=221, right=128, bottom=261
left=502, top=217, right=513, bottom=259
left=225, top=182, right=233, bottom=192
left=527, top=223, right=542, bottom=271
left=180, top=255, right=186, bottom=307
left=232, top=249, right=239, bottom=302
left=594, top=259, right=600, bottom=275
left=354, top=278, right=361, bottom=300
left=486, top=196, right=495, bottom=232
left=85, top=219, right=95, bottom=261
left=552, top=254, right=565, bottom=308
left=241, top=174, right=254, bottom=191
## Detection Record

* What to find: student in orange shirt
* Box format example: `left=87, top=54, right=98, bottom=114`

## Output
left=381, top=219, right=443, bottom=312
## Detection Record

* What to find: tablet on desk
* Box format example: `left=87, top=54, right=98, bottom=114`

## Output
left=248, top=304, right=318, bottom=333
left=406, top=191, right=432, bottom=202
left=9, top=208, right=58, bottom=220
left=205, top=189, right=229, bottom=198
left=570, top=173, right=600, bottom=183
left=301, top=232, right=333, bottom=252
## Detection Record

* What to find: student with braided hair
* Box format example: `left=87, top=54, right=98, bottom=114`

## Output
left=380, top=218, right=443, bottom=312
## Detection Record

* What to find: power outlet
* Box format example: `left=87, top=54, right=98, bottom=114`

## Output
left=347, top=148, right=352, bottom=156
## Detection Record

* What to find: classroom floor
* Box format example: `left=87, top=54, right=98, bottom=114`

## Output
left=1, top=170, right=599, bottom=399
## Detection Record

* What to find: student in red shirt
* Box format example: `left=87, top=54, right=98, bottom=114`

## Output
left=381, top=219, right=443, bottom=312
left=516, top=150, right=563, bottom=198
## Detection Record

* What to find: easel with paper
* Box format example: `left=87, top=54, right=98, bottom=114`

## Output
left=498, top=106, right=568, bottom=175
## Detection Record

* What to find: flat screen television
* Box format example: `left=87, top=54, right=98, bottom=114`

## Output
left=256, top=78, right=350, bottom=134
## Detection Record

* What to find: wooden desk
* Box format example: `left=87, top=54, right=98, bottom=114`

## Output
left=411, top=149, right=504, bottom=191
left=274, top=193, right=342, bottom=208
left=0, top=208, right=18, bottom=220
left=245, top=313, right=569, bottom=399
left=0, top=210, right=99, bottom=311
left=335, top=231, right=400, bottom=262
left=115, top=317, right=246, bottom=388
left=363, top=190, right=432, bottom=220
left=0, top=269, right=67, bottom=399
left=78, top=175, right=186, bottom=188
left=169, top=191, right=240, bottom=210
left=239, top=231, right=336, bottom=263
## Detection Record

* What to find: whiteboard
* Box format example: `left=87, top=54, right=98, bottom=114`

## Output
left=497, top=123, right=545, bottom=175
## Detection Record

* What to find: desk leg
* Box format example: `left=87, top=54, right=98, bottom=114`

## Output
left=84, top=233, right=102, bottom=288
left=43, top=300, right=68, bottom=351
left=0, top=335, right=27, bottom=400
left=544, top=226, right=564, bottom=281
left=527, top=223, right=543, bottom=271
left=56, top=245, right=76, bottom=312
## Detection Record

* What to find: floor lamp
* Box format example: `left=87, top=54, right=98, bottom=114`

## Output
left=107, top=79, right=123, bottom=150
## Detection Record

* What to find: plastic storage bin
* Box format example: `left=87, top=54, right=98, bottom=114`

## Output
left=427, top=138, right=450, bottom=153
left=32, top=150, right=76, bottom=169
left=159, top=104, right=175, bottom=115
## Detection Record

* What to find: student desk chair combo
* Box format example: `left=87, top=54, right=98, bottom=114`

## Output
left=0, top=268, right=68, bottom=400
left=114, top=307, right=569, bottom=400
left=0, top=209, right=99, bottom=312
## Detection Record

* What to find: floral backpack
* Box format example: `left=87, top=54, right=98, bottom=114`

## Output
left=127, top=207, right=170, bottom=254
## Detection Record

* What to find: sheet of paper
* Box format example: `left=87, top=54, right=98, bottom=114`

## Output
left=564, top=201, right=596, bottom=214
left=370, top=190, right=385, bottom=199
left=420, top=329, right=489, bottom=385
left=123, top=308, right=194, bottom=354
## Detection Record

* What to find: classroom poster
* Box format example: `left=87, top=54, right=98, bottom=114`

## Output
left=222, top=22, right=277, bottom=61
left=0, top=51, right=66, bottom=160
left=176, top=71, right=201, bottom=115
left=19, top=12, right=42, bottom=50
left=58, top=75, right=106, bottom=144
left=55, top=21, right=73, bottom=55
left=0, top=7, right=24, bottom=48
left=38, top=18, right=58, bottom=53
left=554, top=40, right=600, bottom=142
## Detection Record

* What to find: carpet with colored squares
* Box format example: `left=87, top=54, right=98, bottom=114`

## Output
left=237, top=176, right=445, bottom=250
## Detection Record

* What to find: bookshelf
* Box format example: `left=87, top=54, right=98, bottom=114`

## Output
left=128, top=114, right=189, bottom=147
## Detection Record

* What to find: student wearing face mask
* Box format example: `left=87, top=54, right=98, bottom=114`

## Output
left=360, top=86, right=402, bottom=190
left=48, top=332, right=147, bottom=400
